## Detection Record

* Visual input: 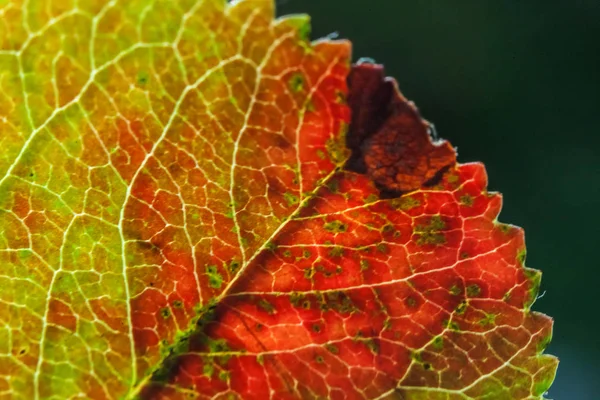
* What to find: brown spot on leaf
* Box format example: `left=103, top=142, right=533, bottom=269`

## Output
left=345, top=63, right=456, bottom=195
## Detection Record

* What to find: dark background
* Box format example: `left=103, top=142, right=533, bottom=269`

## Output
left=277, top=1, right=600, bottom=399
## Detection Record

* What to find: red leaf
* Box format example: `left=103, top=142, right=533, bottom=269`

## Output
left=141, top=163, right=556, bottom=400
left=0, top=0, right=556, bottom=399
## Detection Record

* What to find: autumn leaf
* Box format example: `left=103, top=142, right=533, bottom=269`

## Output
left=0, top=0, right=557, bottom=399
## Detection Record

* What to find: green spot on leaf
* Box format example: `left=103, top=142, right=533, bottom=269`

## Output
left=335, top=90, right=346, bottom=104
left=376, top=243, right=388, bottom=253
left=323, top=220, right=347, bottom=233
left=414, top=215, right=446, bottom=246
left=288, top=73, right=305, bottom=93
left=304, top=267, right=315, bottom=279
left=227, top=260, right=240, bottom=274
left=497, top=223, right=512, bottom=234
left=365, top=194, right=379, bottom=204
left=325, top=127, right=350, bottom=166
left=284, top=192, right=299, bottom=206
left=478, top=313, right=497, bottom=326
left=466, top=284, right=481, bottom=297
left=203, top=363, right=215, bottom=378
left=365, top=339, right=379, bottom=354
left=447, top=174, right=460, bottom=183
left=449, top=285, right=461, bottom=296
left=326, top=179, right=339, bottom=193
left=455, top=301, right=467, bottom=315
left=206, top=265, right=223, bottom=289
left=257, top=299, right=275, bottom=314
left=325, top=343, right=339, bottom=354
left=137, top=71, right=149, bottom=85
left=443, top=319, right=461, bottom=331
left=218, top=370, right=230, bottom=382
left=459, top=194, right=474, bottom=206
left=290, top=292, right=305, bottom=307
left=432, top=336, right=444, bottom=351
left=328, top=246, right=344, bottom=257
left=206, top=338, right=230, bottom=354
left=360, top=259, right=370, bottom=271
left=410, top=351, right=423, bottom=363
left=391, top=196, right=421, bottom=211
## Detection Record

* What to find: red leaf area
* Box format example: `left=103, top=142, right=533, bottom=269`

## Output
left=139, top=65, right=555, bottom=399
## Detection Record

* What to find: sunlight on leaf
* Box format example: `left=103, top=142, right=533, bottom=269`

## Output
left=0, top=0, right=557, bottom=398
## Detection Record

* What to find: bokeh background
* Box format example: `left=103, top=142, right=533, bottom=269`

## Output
left=277, top=1, right=600, bottom=398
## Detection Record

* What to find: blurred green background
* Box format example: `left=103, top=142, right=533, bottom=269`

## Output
left=278, top=1, right=600, bottom=398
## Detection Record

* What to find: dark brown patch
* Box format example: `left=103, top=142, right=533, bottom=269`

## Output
left=345, top=63, right=456, bottom=196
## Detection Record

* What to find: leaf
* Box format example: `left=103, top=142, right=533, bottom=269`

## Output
left=0, top=0, right=557, bottom=399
